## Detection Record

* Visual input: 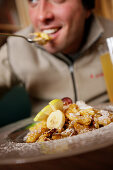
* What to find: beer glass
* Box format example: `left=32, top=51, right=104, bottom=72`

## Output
left=100, top=37, right=113, bottom=102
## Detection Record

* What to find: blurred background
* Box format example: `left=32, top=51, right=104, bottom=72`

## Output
left=0, top=0, right=113, bottom=47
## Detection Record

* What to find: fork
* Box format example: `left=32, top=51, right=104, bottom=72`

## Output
left=0, top=32, right=49, bottom=51
left=0, top=32, right=37, bottom=43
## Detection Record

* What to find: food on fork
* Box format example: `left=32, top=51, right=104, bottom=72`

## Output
left=24, top=98, right=113, bottom=143
left=29, top=32, right=51, bottom=45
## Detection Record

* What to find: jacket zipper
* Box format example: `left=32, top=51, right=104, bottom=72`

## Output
left=53, top=53, right=77, bottom=102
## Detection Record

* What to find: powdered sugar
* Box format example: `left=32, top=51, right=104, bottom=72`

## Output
left=76, top=101, right=93, bottom=110
left=100, top=110, right=109, bottom=116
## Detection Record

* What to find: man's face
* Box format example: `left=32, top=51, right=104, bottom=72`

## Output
left=28, top=0, right=90, bottom=54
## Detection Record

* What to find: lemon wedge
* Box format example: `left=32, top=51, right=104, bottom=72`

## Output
left=34, top=105, right=53, bottom=122
left=49, top=99, right=63, bottom=111
left=34, top=99, right=63, bottom=122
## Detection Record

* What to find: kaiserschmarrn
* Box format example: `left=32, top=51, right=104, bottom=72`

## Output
left=24, top=98, right=113, bottom=143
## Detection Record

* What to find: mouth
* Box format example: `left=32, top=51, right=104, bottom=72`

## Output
left=42, top=27, right=62, bottom=38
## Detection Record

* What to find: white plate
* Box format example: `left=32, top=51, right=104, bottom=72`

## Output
left=0, top=103, right=113, bottom=165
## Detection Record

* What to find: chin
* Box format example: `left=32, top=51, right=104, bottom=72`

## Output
left=45, top=48, right=58, bottom=54
left=44, top=45, right=58, bottom=54
left=45, top=42, right=66, bottom=54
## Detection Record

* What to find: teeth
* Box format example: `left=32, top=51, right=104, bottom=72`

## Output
left=43, top=29, right=58, bottom=34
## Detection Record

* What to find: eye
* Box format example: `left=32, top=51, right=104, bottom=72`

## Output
left=28, top=0, right=38, bottom=2
left=28, top=0, right=38, bottom=6
left=52, top=0, right=65, bottom=3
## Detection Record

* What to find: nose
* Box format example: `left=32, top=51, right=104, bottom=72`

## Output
left=37, top=0, right=54, bottom=24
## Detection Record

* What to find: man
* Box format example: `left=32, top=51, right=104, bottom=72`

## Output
left=0, top=0, right=113, bottom=113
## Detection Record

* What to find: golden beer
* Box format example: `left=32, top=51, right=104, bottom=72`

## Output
left=100, top=52, right=113, bottom=102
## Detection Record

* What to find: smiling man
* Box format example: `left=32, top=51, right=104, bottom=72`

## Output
left=0, top=0, right=113, bottom=114
left=28, top=0, right=91, bottom=54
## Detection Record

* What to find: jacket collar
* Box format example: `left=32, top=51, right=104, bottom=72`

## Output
left=80, top=15, right=104, bottom=53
